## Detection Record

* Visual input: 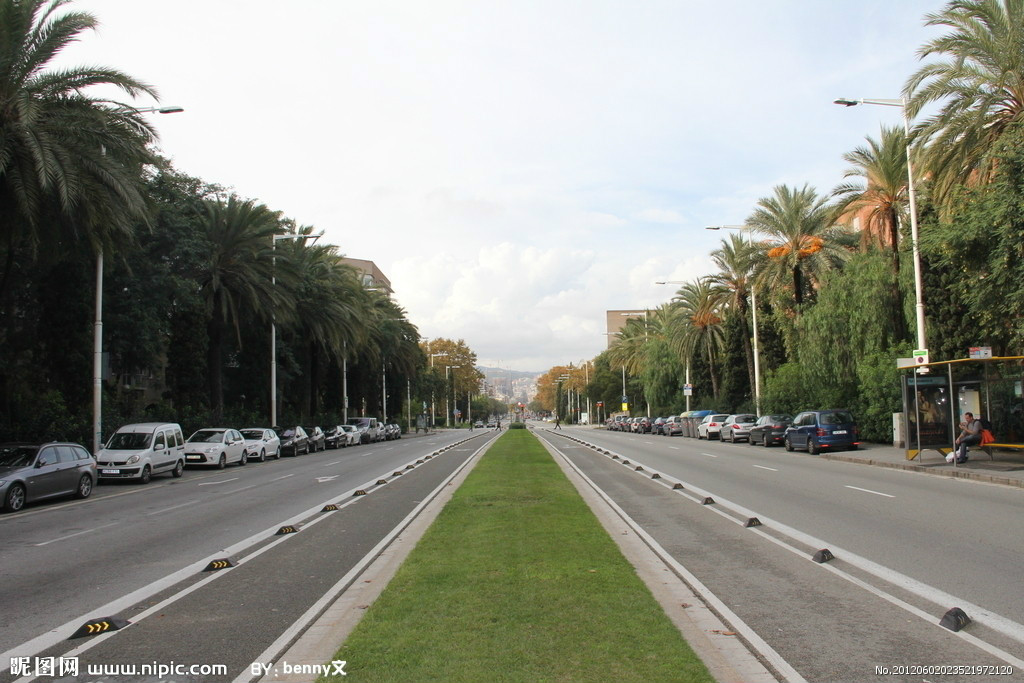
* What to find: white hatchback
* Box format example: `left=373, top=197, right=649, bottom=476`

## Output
left=184, top=428, right=247, bottom=468
left=240, top=428, right=281, bottom=462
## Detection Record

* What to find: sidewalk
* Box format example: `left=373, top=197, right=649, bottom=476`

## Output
left=773, top=440, right=1024, bottom=489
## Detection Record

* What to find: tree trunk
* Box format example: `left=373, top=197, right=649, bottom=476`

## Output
left=207, top=307, right=224, bottom=422
left=705, top=333, right=719, bottom=400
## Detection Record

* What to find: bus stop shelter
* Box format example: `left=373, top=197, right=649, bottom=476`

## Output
left=901, top=355, right=1024, bottom=463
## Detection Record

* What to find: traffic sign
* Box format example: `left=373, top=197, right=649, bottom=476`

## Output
left=913, top=349, right=929, bottom=365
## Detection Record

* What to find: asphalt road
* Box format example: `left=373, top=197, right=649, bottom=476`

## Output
left=0, top=430, right=491, bottom=674
left=543, top=427, right=1024, bottom=682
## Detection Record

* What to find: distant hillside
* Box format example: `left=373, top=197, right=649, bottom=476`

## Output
left=476, top=366, right=541, bottom=380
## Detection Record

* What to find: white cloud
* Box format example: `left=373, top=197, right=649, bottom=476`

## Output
left=59, top=0, right=941, bottom=371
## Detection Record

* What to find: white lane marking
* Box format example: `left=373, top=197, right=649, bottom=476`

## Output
left=323, top=460, right=342, bottom=467
left=845, top=485, right=894, bottom=498
left=753, top=465, right=778, bottom=472
left=198, top=477, right=239, bottom=486
left=567, top=434, right=1024, bottom=665
left=146, top=500, right=199, bottom=516
left=0, top=447, right=462, bottom=674
left=702, top=453, right=718, bottom=458
left=34, top=522, right=118, bottom=547
left=669, top=446, right=680, bottom=450
left=316, top=476, right=339, bottom=483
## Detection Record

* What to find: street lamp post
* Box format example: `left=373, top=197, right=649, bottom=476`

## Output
left=445, top=364, right=461, bottom=427
left=430, top=350, right=448, bottom=428
left=271, top=232, right=322, bottom=427
left=704, top=224, right=762, bottom=414
left=834, top=97, right=927, bottom=354
left=93, top=105, right=183, bottom=454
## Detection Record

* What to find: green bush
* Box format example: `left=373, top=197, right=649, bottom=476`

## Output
left=508, top=422, right=526, bottom=429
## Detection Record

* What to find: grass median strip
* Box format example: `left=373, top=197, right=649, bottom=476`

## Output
left=323, top=429, right=712, bottom=683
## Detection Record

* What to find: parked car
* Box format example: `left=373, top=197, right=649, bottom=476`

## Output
left=339, top=424, right=361, bottom=447
left=184, top=428, right=247, bottom=468
left=95, top=422, right=186, bottom=483
left=279, top=427, right=310, bottom=456
left=651, top=417, right=668, bottom=435
left=1, top=442, right=97, bottom=512
left=346, top=417, right=384, bottom=443
left=784, top=410, right=860, bottom=454
left=241, top=428, right=281, bottom=461
left=697, top=414, right=730, bottom=440
left=748, top=415, right=793, bottom=447
left=323, top=426, right=344, bottom=449
left=305, top=426, right=326, bottom=452
left=385, top=423, right=402, bottom=439
left=721, top=414, right=758, bottom=443
left=663, top=416, right=685, bottom=436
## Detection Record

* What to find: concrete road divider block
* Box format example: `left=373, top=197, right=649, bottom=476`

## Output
left=651, top=473, right=661, bottom=479
left=673, top=483, right=685, bottom=489
left=701, top=497, right=715, bottom=505
left=940, top=607, right=971, bottom=632
left=276, top=525, right=300, bottom=535
left=744, top=517, right=762, bottom=528
left=376, top=479, right=388, bottom=486
left=203, top=558, right=237, bottom=572
left=353, top=489, right=368, bottom=496
left=322, top=504, right=340, bottom=512
left=70, top=617, right=130, bottom=639
left=812, top=548, right=835, bottom=563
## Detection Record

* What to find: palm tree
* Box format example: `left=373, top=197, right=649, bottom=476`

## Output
left=832, top=126, right=913, bottom=342
left=746, top=184, right=853, bottom=307
left=194, top=196, right=288, bottom=420
left=707, top=233, right=756, bottom=394
left=280, top=241, right=367, bottom=419
left=668, top=279, right=725, bottom=401
left=904, top=0, right=1024, bottom=210
left=833, top=126, right=912, bottom=262
left=0, top=0, right=159, bottom=297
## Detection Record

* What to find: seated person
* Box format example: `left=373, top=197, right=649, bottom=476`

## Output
left=949, top=412, right=982, bottom=463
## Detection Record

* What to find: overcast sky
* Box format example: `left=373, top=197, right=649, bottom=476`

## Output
left=61, top=0, right=941, bottom=371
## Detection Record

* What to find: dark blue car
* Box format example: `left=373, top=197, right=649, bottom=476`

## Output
left=784, top=409, right=859, bottom=454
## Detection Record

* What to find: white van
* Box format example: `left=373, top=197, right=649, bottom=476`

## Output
left=95, top=422, right=186, bottom=484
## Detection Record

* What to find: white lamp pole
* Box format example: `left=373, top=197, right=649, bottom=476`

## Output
left=93, top=105, right=183, bottom=454
left=834, top=97, right=927, bottom=354
left=271, top=231, right=321, bottom=427
left=704, top=225, right=761, bottom=415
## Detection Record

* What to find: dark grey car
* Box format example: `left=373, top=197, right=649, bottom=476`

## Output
left=1, top=443, right=97, bottom=512
left=748, top=414, right=793, bottom=447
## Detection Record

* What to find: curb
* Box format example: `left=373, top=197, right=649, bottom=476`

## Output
left=819, top=451, right=1024, bottom=490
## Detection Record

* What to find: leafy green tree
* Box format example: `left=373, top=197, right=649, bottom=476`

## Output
left=904, top=0, right=1024, bottom=211
left=919, top=125, right=1024, bottom=355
